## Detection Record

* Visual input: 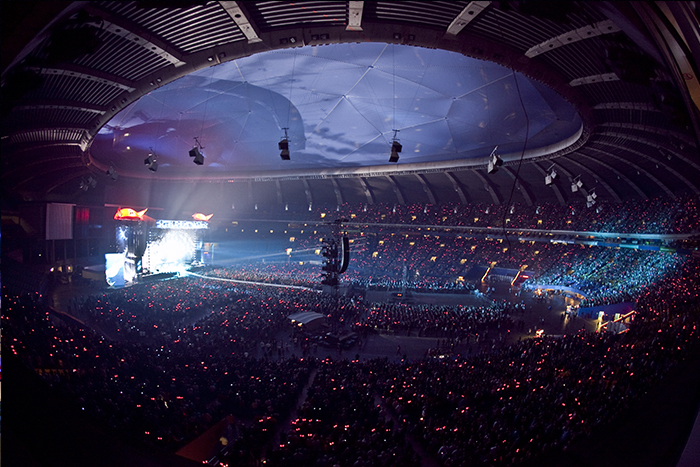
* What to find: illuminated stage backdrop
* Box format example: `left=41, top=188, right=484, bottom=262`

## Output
left=143, top=221, right=207, bottom=275
left=109, top=218, right=208, bottom=284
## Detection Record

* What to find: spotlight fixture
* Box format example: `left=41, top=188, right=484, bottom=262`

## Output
left=106, top=165, right=118, bottom=181
left=144, top=150, right=158, bottom=172
left=189, top=147, right=204, bottom=165
left=190, top=137, right=205, bottom=165
left=570, top=175, right=583, bottom=192
left=389, top=129, right=401, bottom=163
left=487, top=146, right=502, bottom=174
left=80, top=174, right=97, bottom=191
left=586, top=191, right=597, bottom=206
left=389, top=141, right=402, bottom=163
left=544, top=164, right=557, bottom=185
left=279, top=128, right=290, bottom=160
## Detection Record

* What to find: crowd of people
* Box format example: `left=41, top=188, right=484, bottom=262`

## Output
left=246, top=196, right=700, bottom=235
left=200, top=264, right=321, bottom=288
left=264, top=359, right=423, bottom=467
left=6, top=287, right=318, bottom=451
left=214, top=232, right=690, bottom=307
left=526, top=246, right=688, bottom=307
left=4, top=249, right=699, bottom=466
left=213, top=259, right=700, bottom=466
left=4, top=195, right=700, bottom=466
left=356, top=301, right=512, bottom=339
left=289, top=229, right=688, bottom=308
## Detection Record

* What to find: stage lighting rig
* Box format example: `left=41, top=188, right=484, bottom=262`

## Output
left=389, top=130, right=401, bottom=163
left=570, top=175, right=583, bottom=192
left=279, top=128, right=290, bottom=160
left=586, top=190, right=597, bottom=207
left=487, top=146, right=502, bottom=174
left=79, top=175, right=97, bottom=191
left=144, top=148, right=158, bottom=172
left=106, top=165, right=118, bottom=181
left=189, top=137, right=205, bottom=165
left=545, top=164, right=557, bottom=185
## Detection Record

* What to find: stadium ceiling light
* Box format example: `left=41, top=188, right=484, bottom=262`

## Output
left=279, top=127, right=290, bottom=160
left=189, top=137, right=204, bottom=165
left=487, top=146, right=502, bottom=174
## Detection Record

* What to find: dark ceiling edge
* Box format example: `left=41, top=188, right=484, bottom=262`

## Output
left=630, top=1, right=700, bottom=147
left=0, top=2, right=83, bottom=74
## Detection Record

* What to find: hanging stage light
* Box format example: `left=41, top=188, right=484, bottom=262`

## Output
left=279, top=127, right=290, bottom=160
left=190, top=137, right=205, bottom=165
left=80, top=175, right=97, bottom=191
left=279, top=139, right=290, bottom=160
left=189, top=147, right=204, bottom=165
left=106, top=165, right=118, bottom=181
left=144, top=152, right=158, bottom=172
left=389, top=140, right=401, bottom=163
left=586, top=191, right=597, bottom=206
left=487, top=146, right=502, bottom=174
left=570, top=175, right=583, bottom=192
left=389, top=129, right=401, bottom=163
left=545, top=164, right=557, bottom=185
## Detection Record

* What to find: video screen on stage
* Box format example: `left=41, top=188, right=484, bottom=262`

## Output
left=143, top=228, right=200, bottom=275
left=107, top=219, right=207, bottom=285
left=105, top=253, right=125, bottom=287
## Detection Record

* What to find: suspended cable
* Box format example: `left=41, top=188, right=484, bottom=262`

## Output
left=286, top=54, right=297, bottom=130
left=392, top=44, right=396, bottom=132
left=500, top=69, right=530, bottom=252
left=198, top=64, right=216, bottom=141
left=493, top=15, right=530, bottom=252
left=190, top=66, right=215, bottom=166
left=390, top=44, right=401, bottom=163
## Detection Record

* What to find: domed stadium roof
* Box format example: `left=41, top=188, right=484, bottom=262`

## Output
left=2, top=1, right=699, bottom=210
